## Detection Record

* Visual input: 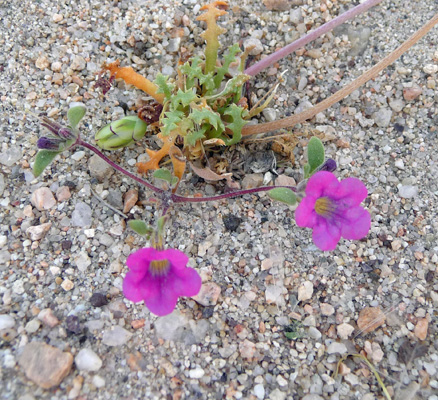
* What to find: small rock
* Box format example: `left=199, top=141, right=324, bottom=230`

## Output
left=262, top=108, right=277, bottom=122
left=244, top=38, right=263, bottom=56
left=403, top=85, right=422, bottom=101
left=26, top=222, right=52, bottom=241
left=66, top=315, right=82, bottom=334
left=263, top=0, right=289, bottom=11
left=327, top=342, right=348, bottom=355
left=108, top=299, right=128, bottom=318
left=35, top=56, right=50, bottom=70
left=75, top=348, right=102, bottom=372
left=38, top=309, right=59, bottom=327
left=254, top=383, right=265, bottom=399
left=337, top=323, right=354, bottom=339
left=298, top=281, right=313, bottom=302
left=89, top=293, right=108, bottom=307
left=239, top=339, right=256, bottom=359
left=389, top=99, right=404, bottom=112
left=56, top=186, right=71, bottom=202
left=52, top=13, right=63, bottom=22
left=88, top=154, right=114, bottom=182
left=61, top=279, right=74, bottom=291
left=223, top=215, right=242, bottom=232
left=189, top=368, right=205, bottom=379
left=18, top=342, right=73, bottom=389
left=395, top=159, right=405, bottom=170
left=25, top=319, right=41, bottom=334
left=71, top=201, right=92, bottom=227
left=92, top=375, right=106, bottom=388
left=0, top=314, right=15, bottom=330
left=357, top=307, right=386, bottom=334
left=70, top=55, right=86, bottom=71
left=414, top=318, right=428, bottom=340
left=275, top=175, right=296, bottom=187
left=102, top=326, right=133, bottom=346
left=320, top=303, right=335, bottom=316
left=289, top=8, right=303, bottom=25
left=265, top=285, right=284, bottom=305
left=391, top=240, right=402, bottom=251
left=31, top=187, right=56, bottom=210
left=364, top=341, right=384, bottom=363
left=51, top=61, right=62, bottom=72
left=123, top=189, right=138, bottom=213
left=154, top=311, right=189, bottom=341
left=74, top=251, right=91, bottom=272
left=261, top=258, right=273, bottom=271
left=241, top=173, right=264, bottom=189
left=372, top=108, right=392, bottom=128
left=308, top=327, right=322, bottom=340
left=399, top=185, right=418, bottom=199
left=131, top=319, right=145, bottom=330
left=193, top=282, right=221, bottom=306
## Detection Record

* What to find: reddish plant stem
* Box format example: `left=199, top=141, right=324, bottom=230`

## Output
left=244, top=0, right=383, bottom=77
left=78, top=139, right=297, bottom=205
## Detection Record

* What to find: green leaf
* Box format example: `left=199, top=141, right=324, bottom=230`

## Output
left=303, top=163, right=311, bottom=179
left=268, top=188, right=297, bottom=206
left=128, top=220, right=153, bottom=236
left=185, top=126, right=207, bottom=147
left=190, top=108, right=224, bottom=132
left=222, top=103, right=248, bottom=145
left=33, top=150, right=61, bottom=178
left=214, top=43, right=241, bottom=88
left=285, top=331, right=301, bottom=340
left=179, top=56, right=204, bottom=89
left=171, top=89, right=197, bottom=109
left=155, top=74, right=175, bottom=100
left=153, top=168, right=174, bottom=184
left=67, top=103, right=87, bottom=128
left=162, top=110, right=184, bottom=136
left=307, top=137, right=325, bottom=175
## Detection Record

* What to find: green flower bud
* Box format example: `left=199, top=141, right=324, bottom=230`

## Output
left=95, top=116, right=148, bottom=150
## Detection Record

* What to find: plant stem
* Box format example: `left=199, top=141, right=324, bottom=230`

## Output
left=242, top=11, right=438, bottom=136
left=171, top=185, right=296, bottom=204
left=77, top=139, right=164, bottom=194
left=244, top=0, right=383, bottom=77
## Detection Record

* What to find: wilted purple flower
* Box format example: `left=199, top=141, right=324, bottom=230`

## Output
left=318, top=158, right=337, bottom=173
left=295, top=171, right=371, bottom=251
left=123, top=247, right=202, bottom=316
left=40, top=116, right=76, bottom=140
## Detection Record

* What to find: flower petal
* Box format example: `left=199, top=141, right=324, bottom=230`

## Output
left=295, top=196, right=317, bottom=228
left=123, top=273, right=152, bottom=303
left=305, top=171, right=339, bottom=198
left=341, top=206, right=371, bottom=240
left=330, top=177, right=368, bottom=206
left=165, top=249, right=189, bottom=271
left=170, top=267, right=202, bottom=297
left=312, top=217, right=341, bottom=251
left=145, top=285, right=179, bottom=317
left=126, top=248, right=155, bottom=272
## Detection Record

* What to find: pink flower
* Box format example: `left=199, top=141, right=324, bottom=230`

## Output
left=295, top=171, right=371, bottom=251
left=123, top=247, right=202, bottom=316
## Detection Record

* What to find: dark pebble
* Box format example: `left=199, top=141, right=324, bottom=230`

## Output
left=90, top=292, right=109, bottom=307
left=202, top=306, right=214, bottom=319
left=66, top=315, right=82, bottom=334
left=223, top=215, right=241, bottom=232
left=61, top=240, right=72, bottom=250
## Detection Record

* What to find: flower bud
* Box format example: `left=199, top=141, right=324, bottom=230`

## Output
left=37, top=136, right=66, bottom=151
left=95, top=116, right=148, bottom=150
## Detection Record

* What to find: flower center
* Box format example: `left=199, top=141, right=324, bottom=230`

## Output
left=149, top=259, right=170, bottom=277
left=314, top=197, right=337, bottom=218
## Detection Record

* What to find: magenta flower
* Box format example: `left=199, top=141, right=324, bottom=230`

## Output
left=295, top=171, right=371, bottom=251
left=123, top=247, right=202, bottom=316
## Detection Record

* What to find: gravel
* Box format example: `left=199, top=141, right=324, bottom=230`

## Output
left=1, top=0, right=437, bottom=399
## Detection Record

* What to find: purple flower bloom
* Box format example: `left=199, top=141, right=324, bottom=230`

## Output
left=123, top=247, right=202, bottom=316
left=295, top=171, right=371, bottom=251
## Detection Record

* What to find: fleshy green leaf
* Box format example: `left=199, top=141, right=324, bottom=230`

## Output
left=67, top=103, right=87, bottom=128
left=33, top=150, right=61, bottom=178
left=153, top=168, right=174, bottom=184
left=303, top=163, right=311, bottom=179
left=128, top=220, right=153, bottom=236
left=268, top=188, right=297, bottom=206
left=307, top=137, right=325, bottom=175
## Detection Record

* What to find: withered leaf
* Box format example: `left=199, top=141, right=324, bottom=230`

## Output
left=397, top=339, right=428, bottom=365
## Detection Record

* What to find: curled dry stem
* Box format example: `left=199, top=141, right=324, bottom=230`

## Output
left=242, top=12, right=438, bottom=137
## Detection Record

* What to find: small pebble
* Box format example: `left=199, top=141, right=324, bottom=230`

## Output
left=75, top=348, right=102, bottom=372
left=31, top=188, right=56, bottom=211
